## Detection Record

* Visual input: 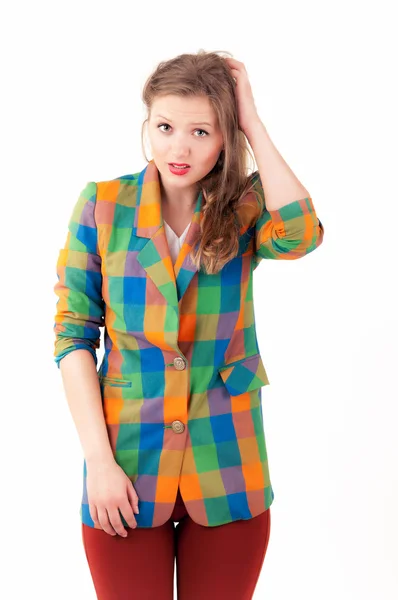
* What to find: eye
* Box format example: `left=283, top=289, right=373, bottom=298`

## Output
left=157, top=124, right=209, bottom=137
left=195, top=129, right=209, bottom=137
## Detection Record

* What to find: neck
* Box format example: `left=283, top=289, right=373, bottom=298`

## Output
left=160, top=183, right=198, bottom=211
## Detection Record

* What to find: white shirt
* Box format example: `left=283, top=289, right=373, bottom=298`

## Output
left=164, top=220, right=191, bottom=266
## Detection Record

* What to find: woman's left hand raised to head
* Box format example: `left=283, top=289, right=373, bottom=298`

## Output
left=224, top=57, right=261, bottom=135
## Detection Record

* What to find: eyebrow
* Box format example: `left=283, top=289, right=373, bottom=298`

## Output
left=155, top=114, right=213, bottom=127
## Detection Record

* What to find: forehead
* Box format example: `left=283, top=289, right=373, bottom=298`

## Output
left=151, top=94, right=217, bottom=126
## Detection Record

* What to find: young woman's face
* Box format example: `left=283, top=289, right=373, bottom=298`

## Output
left=148, top=94, right=224, bottom=189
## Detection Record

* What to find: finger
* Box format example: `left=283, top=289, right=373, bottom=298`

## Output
left=97, top=506, right=117, bottom=536
left=228, top=67, right=240, bottom=79
left=126, top=482, right=140, bottom=515
left=107, top=507, right=129, bottom=537
left=89, top=503, right=99, bottom=526
left=225, top=57, right=245, bottom=70
left=119, top=498, right=138, bottom=530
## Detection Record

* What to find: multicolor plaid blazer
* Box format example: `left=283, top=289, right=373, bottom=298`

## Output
left=53, top=159, right=324, bottom=529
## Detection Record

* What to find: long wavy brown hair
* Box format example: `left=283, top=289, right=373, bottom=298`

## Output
left=140, top=49, right=261, bottom=275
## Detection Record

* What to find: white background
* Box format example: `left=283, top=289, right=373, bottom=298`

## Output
left=2, top=0, right=397, bottom=598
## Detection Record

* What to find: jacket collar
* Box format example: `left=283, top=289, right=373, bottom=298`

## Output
left=132, top=159, right=204, bottom=311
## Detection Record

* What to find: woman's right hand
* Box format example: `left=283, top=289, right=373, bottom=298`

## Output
left=86, top=459, right=140, bottom=536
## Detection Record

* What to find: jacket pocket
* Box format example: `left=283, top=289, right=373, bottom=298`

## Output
left=218, top=353, right=269, bottom=396
left=99, top=376, right=132, bottom=388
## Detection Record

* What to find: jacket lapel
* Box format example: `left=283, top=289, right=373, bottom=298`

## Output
left=132, top=159, right=204, bottom=311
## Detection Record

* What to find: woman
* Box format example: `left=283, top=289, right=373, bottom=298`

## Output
left=54, top=50, right=324, bottom=599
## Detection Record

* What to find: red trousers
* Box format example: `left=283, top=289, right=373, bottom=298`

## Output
left=82, top=487, right=271, bottom=600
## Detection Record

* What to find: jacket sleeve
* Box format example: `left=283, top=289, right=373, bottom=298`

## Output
left=251, top=171, right=325, bottom=265
left=53, top=181, right=105, bottom=368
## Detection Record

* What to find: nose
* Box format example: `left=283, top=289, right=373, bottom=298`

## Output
left=171, top=135, right=190, bottom=160
left=171, top=151, right=190, bottom=161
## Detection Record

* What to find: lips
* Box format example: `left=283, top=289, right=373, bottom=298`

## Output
left=169, top=163, right=191, bottom=167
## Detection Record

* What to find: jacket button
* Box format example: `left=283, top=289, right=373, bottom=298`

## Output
left=171, top=420, right=185, bottom=433
left=173, top=356, right=186, bottom=370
